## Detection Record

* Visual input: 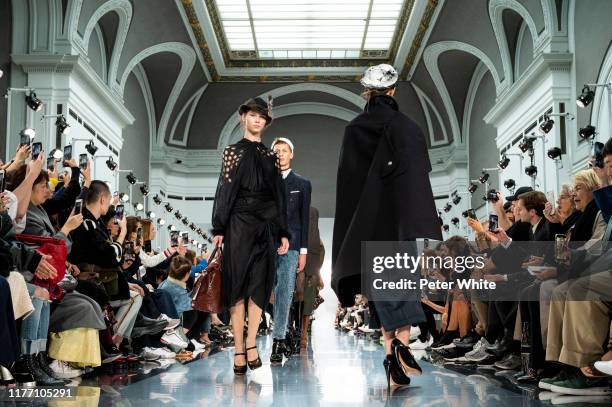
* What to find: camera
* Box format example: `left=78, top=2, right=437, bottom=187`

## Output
left=484, top=189, right=499, bottom=202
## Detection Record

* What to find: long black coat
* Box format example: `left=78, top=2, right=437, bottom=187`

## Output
left=332, top=95, right=442, bottom=307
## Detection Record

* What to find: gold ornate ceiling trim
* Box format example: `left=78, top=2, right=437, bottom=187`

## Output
left=400, top=0, right=439, bottom=78
left=180, top=0, right=438, bottom=82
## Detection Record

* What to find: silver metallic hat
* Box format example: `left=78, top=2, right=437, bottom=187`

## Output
left=360, top=64, right=399, bottom=89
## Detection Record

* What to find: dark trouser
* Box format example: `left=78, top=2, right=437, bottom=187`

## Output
left=0, top=276, right=20, bottom=363
left=486, top=301, right=518, bottom=343
left=138, top=290, right=179, bottom=320
left=417, top=302, right=442, bottom=341
left=183, top=310, right=211, bottom=339
left=519, top=283, right=546, bottom=370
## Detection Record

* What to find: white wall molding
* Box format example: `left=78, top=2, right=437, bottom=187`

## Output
left=489, top=0, right=542, bottom=86
left=92, top=24, right=107, bottom=82
left=120, top=42, right=197, bottom=146
left=132, top=63, right=157, bottom=155
left=411, top=83, right=449, bottom=147
left=462, top=61, right=490, bottom=157
left=589, top=44, right=612, bottom=142
left=217, top=83, right=363, bottom=149
left=78, top=0, right=132, bottom=93
left=170, top=84, right=209, bottom=147
left=423, top=41, right=503, bottom=147
left=173, top=0, right=212, bottom=82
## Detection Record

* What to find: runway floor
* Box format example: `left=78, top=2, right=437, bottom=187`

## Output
left=66, top=294, right=610, bottom=407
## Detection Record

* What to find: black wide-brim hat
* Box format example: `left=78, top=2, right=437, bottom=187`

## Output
left=239, top=97, right=273, bottom=125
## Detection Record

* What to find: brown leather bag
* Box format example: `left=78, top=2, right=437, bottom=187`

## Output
left=191, top=247, right=223, bottom=313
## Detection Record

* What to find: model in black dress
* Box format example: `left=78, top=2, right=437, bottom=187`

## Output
left=212, top=97, right=290, bottom=375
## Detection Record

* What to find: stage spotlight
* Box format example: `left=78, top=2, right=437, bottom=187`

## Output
left=539, top=116, right=554, bottom=134
left=153, top=194, right=162, bottom=205
left=547, top=147, right=562, bottom=160
left=479, top=171, right=490, bottom=184
left=498, top=155, right=510, bottom=170
left=451, top=217, right=459, bottom=226
left=167, top=224, right=176, bottom=232
left=55, top=115, right=70, bottom=135
left=126, top=172, right=137, bottom=185
left=85, top=140, right=98, bottom=156
left=525, top=165, right=538, bottom=177
left=196, top=228, right=203, bottom=236
left=579, top=125, right=596, bottom=140
left=174, top=211, right=182, bottom=220
left=146, top=211, right=156, bottom=219
left=519, top=138, right=533, bottom=153
left=157, top=218, right=166, bottom=226
left=197, top=243, right=203, bottom=249
left=134, top=202, right=144, bottom=212
left=468, top=183, right=478, bottom=194
left=452, top=195, right=461, bottom=205
left=443, top=203, right=452, bottom=213
left=25, top=91, right=43, bottom=112
left=119, top=193, right=130, bottom=203
left=20, top=128, right=36, bottom=139
left=442, top=224, right=449, bottom=232
left=164, top=203, right=173, bottom=213
left=139, top=184, right=149, bottom=196
left=182, top=218, right=189, bottom=226
left=106, top=157, right=118, bottom=171
left=503, top=179, right=516, bottom=190
left=576, top=85, right=595, bottom=108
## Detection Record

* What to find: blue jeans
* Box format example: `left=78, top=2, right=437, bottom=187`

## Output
left=272, top=250, right=299, bottom=339
left=21, top=283, right=50, bottom=354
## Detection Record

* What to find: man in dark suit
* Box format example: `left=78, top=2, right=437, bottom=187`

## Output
left=270, top=137, right=312, bottom=363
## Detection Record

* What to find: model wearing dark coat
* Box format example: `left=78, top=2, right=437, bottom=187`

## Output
left=332, top=94, right=442, bottom=330
left=212, top=138, right=290, bottom=310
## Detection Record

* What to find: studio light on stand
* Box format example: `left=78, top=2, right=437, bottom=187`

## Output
left=157, top=218, right=165, bottom=226
left=146, top=211, right=156, bottom=219
left=85, top=140, right=98, bottom=156
left=468, top=182, right=479, bottom=194
left=579, top=125, right=596, bottom=141
left=41, top=114, right=71, bottom=136
left=153, top=194, right=163, bottom=205
left=133, top=202, right=144, bottom=212
left=164, top=203, right=173, bottom=213
left=498, top=155, right=510, bottom=170
left=577, top=83, right=612, bottom=123
left=119, top=193, right=130, bottom=203
left=4, top=87, right=43, bottom=161
left=503, top=179, right=516, bottom=193
left=451, top=217, right=459, bottom=227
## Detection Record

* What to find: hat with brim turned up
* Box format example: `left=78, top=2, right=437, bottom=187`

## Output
left=238, top=97, right=273, bottom=126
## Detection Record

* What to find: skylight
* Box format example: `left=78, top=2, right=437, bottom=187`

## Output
left=213, top=0, right=405, bottom=59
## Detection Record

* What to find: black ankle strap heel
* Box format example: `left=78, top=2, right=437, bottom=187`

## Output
left=246, top=346, right=262, bottom=370
left=234, top=352, right=247, bottom=375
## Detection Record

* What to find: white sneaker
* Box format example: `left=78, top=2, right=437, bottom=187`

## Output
left=409, top=326, right=421, bottom=340
left=410, top=336, right=433, bottom=350
left=190, top=339, right=207, bottom=351
left=158, top=314, right=180, bottom=331
left=594, top=360, right=612, bottom=376
left=161, top=329, right=188, bottom=349
left=49, top=360, right=83, bottom=379
left=139, top=348, right=161, bottom=361
left=145, top=347, right=176, bottom=359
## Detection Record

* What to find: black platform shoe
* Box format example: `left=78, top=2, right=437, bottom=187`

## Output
left=383, top=354, right=410, bottom=392
left=270, top=339, right=287, bottom=364
left=233, top=352, right=247, bottom=375
left=246, top=346, right=262, bottom=370
left=391, top=338, right=422, bottom=376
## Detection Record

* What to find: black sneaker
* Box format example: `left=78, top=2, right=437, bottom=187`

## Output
left=430, top=331, right=459, bottom=350
left=454, top=331, right=481, bottom=349
left=494, top=353, right=521, bottom=370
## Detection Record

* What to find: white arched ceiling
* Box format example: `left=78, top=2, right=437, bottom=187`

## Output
left=132, top=63, right=157, bottom=151
left=80, top=0, right=132, bottom=89
left=170, top=85, right=209, bottom=147
left=226, top=103, right=359, bottom=145
left=462, top=61, right=490, bottom=147
left=120, top=42, right=197, bottom=146
left=489, top=0, right=541, bottom=85
left=411, top=83, right=449, bottom=147
left=217, top=83, right=364, bottom=149
left=92, top=24, right=107, bottom=82
left=423, top=41, right=503, bottom=146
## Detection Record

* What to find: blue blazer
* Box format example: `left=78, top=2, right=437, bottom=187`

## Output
left=593, top=185, right=612, bottom=224
left=283, top=170, right=312, bottom=252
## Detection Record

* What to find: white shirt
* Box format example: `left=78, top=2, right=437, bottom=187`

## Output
left=282, top=168, right=292, bottom=179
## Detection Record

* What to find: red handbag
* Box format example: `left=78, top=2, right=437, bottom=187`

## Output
left=16, top=234, right=67, bottom=301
